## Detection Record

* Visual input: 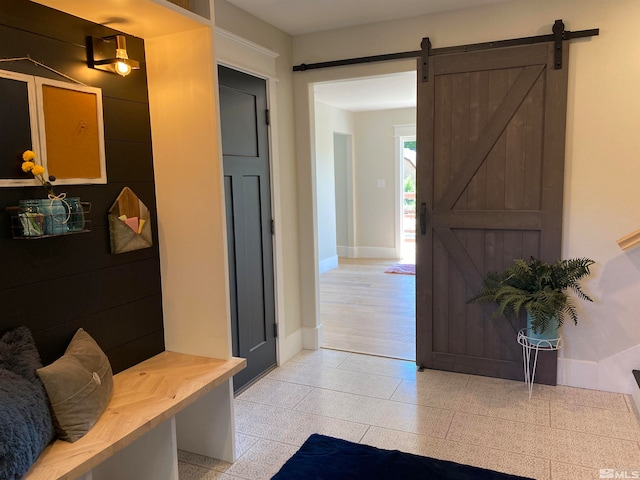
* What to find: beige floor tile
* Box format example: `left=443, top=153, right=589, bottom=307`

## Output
left=178, top=451, right=231, bottom=473
left=178, top=462, right=237, bottom=479
left=266, top=361, right=401, bottom=399
left=337, top=352, right=420, bottom=380
left=294, top=388, right=453, bottom=438
left=227, top=350, right=639, bottom=479
left=416, top=368, right=471, bottom=387
left=391, top=378, right=468, bottom=410
left=461, top=386, right=551, bottom=426
left=237, top=378, right=313, bottom=409
left=550, top=401, right=640, bottom=442
left=235, top=433, right=259, bottom=458
left=447, top=411, right=640, bottom=469
left=178, top=433, right=260, bottom=473
left=360, top=425, right=450, bottom=458
left=441, top=441, right=550, bottom=480
left=362, top=426, right=550, bottom=480
left=553, top=464, right=640, bottom=480
left=225, top=439, right=299, bottom=480
left=235, top=399, right=368, bottom=446
left=466, top=376, right=628, bottom=413
left=534, top=384, right=629, bottom=411
left=550, top=462, right=601, bottom=480
left=466, top=374, right=531, bottom=396
left=288, top=348, right=351, bottom=367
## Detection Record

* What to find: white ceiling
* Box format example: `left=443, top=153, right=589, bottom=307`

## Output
left=225, top=0, right=510, bottom=111
left=314, top=72, right=417, bottom=112
left=225, top=0, right=510, bottom=36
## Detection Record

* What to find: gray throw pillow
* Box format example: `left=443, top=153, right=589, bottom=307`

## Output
left=37, top=328, right=113, bottom=442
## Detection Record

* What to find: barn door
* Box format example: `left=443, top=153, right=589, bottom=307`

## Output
left=416, top=42, right=569, bottom=385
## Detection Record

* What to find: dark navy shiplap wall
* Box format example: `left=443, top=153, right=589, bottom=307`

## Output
left=0, top=0, right=165, bottom=373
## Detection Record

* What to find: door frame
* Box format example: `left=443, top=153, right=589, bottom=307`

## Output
left=215, top=28, right=291, bottom=364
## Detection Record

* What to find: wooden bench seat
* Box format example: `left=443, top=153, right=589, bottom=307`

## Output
left=24, top=351, right=246, bottom=480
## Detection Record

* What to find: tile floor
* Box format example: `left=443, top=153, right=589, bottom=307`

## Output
left=178, top=349, right=640, bottom=480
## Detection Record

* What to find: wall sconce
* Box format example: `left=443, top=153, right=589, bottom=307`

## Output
left=88, top=35, right=139, bottom=77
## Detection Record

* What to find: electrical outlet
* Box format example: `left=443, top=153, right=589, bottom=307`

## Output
left=376, top=179, right=385, bottom=188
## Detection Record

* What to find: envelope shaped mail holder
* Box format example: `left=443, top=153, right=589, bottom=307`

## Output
left=108, top=187, right=152, bottom=254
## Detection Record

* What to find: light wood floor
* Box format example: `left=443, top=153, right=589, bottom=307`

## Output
left=319, top=258, right=416, bottom=361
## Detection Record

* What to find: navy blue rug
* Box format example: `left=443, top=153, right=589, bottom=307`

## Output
left=271, top=434, right=534, bottom=480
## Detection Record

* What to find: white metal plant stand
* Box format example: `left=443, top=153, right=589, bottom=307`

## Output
left=517, top=329, right=563, bottom=399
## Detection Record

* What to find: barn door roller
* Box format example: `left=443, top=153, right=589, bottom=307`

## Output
left=419, top=19, right=596, bottom=81
left=553, top=19, right=565, bottom=69
left=292, top=20, right=598, bottom=75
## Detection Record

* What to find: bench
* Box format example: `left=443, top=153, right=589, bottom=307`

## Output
left=24, top=351, right=246, bottom=480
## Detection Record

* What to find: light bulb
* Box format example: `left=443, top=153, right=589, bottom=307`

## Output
left=115, top=60, right=132, bottom=76
left=90, top=35, right=139, bottom=77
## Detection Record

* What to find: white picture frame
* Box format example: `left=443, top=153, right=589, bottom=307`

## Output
left=0, top=69, right=42, bottom=188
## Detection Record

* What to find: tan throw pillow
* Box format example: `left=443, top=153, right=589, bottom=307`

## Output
left=37, top=328, right=113, bottom=442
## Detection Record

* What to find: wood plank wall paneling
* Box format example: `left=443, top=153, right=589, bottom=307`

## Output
left=0, top=0, right=164, bottom=371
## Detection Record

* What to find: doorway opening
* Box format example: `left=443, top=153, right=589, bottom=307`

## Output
left=314, top=71, right=417, bottom=361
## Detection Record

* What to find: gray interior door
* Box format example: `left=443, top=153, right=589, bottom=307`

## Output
left=416, top=42, right=569, bottom=385
left=219, top=65, right=277, bottom=393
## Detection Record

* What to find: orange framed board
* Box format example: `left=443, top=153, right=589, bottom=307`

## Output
left=35, top=77, right=106, bottom=185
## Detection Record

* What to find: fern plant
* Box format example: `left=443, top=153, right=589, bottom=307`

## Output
left=468, top=257, right=595, bottom=333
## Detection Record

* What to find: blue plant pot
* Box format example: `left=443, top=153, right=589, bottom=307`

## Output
left=526, top=313, right=560, bottom=347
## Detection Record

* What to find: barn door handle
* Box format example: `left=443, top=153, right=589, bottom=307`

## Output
left=419, top=203, right=427, bottom=235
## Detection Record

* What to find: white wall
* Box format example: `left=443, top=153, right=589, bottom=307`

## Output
left=293, top=0, right=640, bottom=392
left=354, top=108, right=415, bottom=258
left=314, top=104, right=416, bottom=264
left=314, top=101, right=354, bottom=271
left=333, top=133, right=350, bottom=251
left=146, top=27, right=233, bottom=361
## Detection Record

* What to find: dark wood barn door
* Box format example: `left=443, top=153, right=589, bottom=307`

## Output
left=416, top=42, right=569, bottom=385
left=219, top=65, right=277, bottom=393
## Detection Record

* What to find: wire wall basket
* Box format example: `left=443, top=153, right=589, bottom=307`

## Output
left=6, top=200, right=91, bottom=239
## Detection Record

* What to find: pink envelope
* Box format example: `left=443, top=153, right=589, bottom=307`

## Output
left=124, top=216, right=139, bottom=233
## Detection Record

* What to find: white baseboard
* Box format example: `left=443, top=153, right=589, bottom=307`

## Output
left=277, top=328, right=303, bottom=366
left=319, top=255, right=339, bottom=274
left=558, top=344, right=640, bottom=394
left=277, top=325, right=323, bottom=367
left=353, top=246, right=397, bottom=259
left=335, top=246, right=398, bottom=259
left=302, top=324, right=322, bottom=350
left=337, top=246, right=356, bottom=258
left=597, top=344, right=640, bottom=394
left=557, top=357, right=599, bottom=390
